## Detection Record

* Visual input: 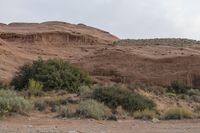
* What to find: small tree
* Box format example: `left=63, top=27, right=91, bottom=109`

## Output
left=11, top=58, right=92, bottom=92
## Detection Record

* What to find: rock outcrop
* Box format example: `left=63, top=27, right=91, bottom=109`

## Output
left=0, top=21, right=119, bottom=45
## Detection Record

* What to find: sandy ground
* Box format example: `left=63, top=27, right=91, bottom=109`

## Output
left=0, top=113, right=200, bottom=133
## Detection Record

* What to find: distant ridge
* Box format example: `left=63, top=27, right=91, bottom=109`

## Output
left=117, top=38, right=200, bottom=46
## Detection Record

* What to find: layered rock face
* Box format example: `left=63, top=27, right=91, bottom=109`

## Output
left=0, top=21, right=118, bottom=45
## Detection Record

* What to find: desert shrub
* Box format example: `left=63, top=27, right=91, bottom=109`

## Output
left=114, top=106, right=128, bottom=119
left=112, top=41, right=117, bottom=46
left=133, top=109, right=156, bottom=120
left=58, top=105, right=78, bottom=118
left=59, top=106, right=74, bottom=118
left=78, top=99, right=112, bottom=120
left=166, top=92, right=176, bottom=98
left=93, top=86, right=155, bottom=112
left=11, top=58, right=92, bottom=92
left=67, top=95, right=80, bottom=104
left=34, top=100, right=47, bottom=111
left=28, top=79, right=43, bottom=96
left=147, top=86, right=167, bottom=95
left=167, top=81, right=189, bottom=94
left=51, top=105, right=61, bottom=112
left=187, top=89, right=200, bottom=96
left=163, top=107, right=194, bottom=120
left=41, top=97, right=68, bottom=107
left=79, top=85, right=93, bottom=99
left=0, top=89, right=32, bottom=117
left=191, top=95, right=200, bottom=102
left=179, top=94, right=190, bottom=100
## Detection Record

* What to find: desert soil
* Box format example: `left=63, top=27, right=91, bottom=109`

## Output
left=0, top=113, right=200, bottom=133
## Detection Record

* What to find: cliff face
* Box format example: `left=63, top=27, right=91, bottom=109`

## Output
left=0, top=21, right=118, bottom=45
left=0, top=32, right=102, bottom=45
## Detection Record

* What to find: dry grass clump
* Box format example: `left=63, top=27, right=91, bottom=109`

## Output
left=79, top=85, right=93, bottom=99
left=133, top=109, right=156, bottom=120
left=58, top=104, right=79, bottom=118
left=57, top=99, right=112, bottom=120
left=78, top=99, right=112, bottom=120
left=163, top=107, right=195, bottom=120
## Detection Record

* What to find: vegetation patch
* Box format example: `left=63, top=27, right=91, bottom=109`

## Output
left=27, top=79, right=44, bottom=96
left=168, top=81, right=200, bottom=94
left=133, top=109, right=156, bottom=120
left=93, top=86, right=155, bottom=112
left=187, top=89, right=200, bottom=96
left=11, top=58, right=92, bottom=92
left=34, top=100, right=47, bottom=111
left=58, top=105, right=79, bottom=118
left=0, top=89, right=32, bottom=117
left=167, top=81, right=189, bottom=94
left=79, top=85, right=94, bottom=99
left=163, top=107, right=195, bottom=120
left=114, top=106, right=128, bottom=119
left=78, top=99, right=112, bottom=120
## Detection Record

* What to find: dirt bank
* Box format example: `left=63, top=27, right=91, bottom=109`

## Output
left=0, top=112, right=200, bottom=133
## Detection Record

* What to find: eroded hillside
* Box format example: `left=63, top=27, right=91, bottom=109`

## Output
left=0, top=21, right=118, bottom=82
left=0, top=22, right=200, bottom=88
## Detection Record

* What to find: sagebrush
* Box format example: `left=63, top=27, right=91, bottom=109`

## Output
left=93, top=86, right=155, bottom=112
left=78, top=99, right=112, bottom=120
left=0, top=89, right=32, bottom=117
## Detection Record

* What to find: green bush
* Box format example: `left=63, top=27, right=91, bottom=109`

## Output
left=163, top=107, right=194, bottom=120
left=11, top=58, right=92, bottom=92
left=93, top=86, right=155, bottom=112
left=78, top=99, right=112, bottom=120
left=133, top=109, right=156, bottom=120
left=167, top=81, right=189, bottom=94
left=0, top=89, right=32, bottom=117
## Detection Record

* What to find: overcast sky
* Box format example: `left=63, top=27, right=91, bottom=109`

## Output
left=0, top=0, right=200, bottom=39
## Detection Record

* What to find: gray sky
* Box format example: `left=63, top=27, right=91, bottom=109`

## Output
left=0, top=0, right=200, bottom=39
